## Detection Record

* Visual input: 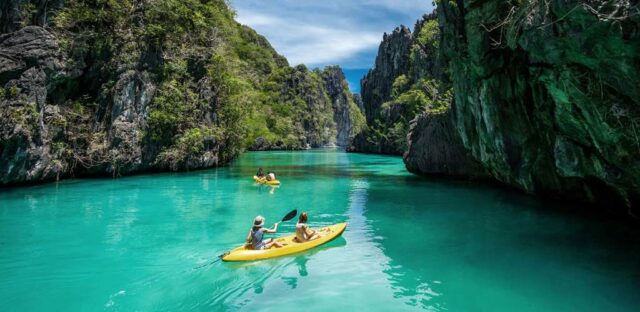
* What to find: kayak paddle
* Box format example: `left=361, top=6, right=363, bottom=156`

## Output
left=280, top=209, right=298, bottom=223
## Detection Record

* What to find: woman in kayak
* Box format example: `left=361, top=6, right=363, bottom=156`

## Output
left=265, top=172, right=276, bottom=181
left=295, top=212, right=322, bottom=242
left=246, top=216, right=285, bottom=250
left=256, top=168, right=265, bottom=178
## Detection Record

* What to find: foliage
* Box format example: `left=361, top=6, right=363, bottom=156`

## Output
left=413, top=19, right=439, bottom=52
left=348, top=96, right=367, bottom=139
left=5, top=0, right=361, bottom=175
left=391, top=75, right=410, bottom=98
left=9, top=86, right=19, bottom=98
left=357, top=16, right=452, bottom=153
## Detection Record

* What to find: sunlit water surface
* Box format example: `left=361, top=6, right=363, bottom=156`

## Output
left=1, top=150, right=639, bottom=311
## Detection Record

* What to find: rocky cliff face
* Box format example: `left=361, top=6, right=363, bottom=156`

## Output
left=349, top=15, right=446, bottom=155
left=0, top=18, right=223, bottom=184
left=349, top=26, right=412, bottom=155
left=0, top=0, right=362, bottom=185
left=0, top=26, right=63, bottom=183
left=248, top=65, right=364, bottom=150
left=404, top=111, right=485, bottom=177
left=360, top=26, right=412, bottom=124
left=322, top=66, right=365, bottom=147
left=405, top=1, right=640, bottom=217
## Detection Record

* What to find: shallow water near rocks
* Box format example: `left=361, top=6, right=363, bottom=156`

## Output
left=1, top=149, right=639, bottom=311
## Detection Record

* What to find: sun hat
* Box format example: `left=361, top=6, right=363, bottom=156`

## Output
left=253, top=215, right=265, bottom=227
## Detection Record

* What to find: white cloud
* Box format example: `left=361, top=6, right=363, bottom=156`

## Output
left=237, top=11, right=381, bottom=66
left=284, top=29, right=381, bottom=66
left=231, top=1, right=434, bottom=68
left=360, top=0, right=434, bottom=13
left=240, top=13, right=280, bottom=27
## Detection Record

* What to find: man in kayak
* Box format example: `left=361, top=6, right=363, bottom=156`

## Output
left=295, top=212, right=323, bottom=242
left=246, top=216, right=285, bottom=249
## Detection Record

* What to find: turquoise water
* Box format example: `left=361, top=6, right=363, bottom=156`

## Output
left=1, top=150, right=639, bottom=311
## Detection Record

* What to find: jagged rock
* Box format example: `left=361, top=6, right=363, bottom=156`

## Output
left=360, top=26, right=412, bottom=123
left=0, top=26, right=63, bottom=184
left=293, top=65, right=337, bottom=148
left=436, top=1, right=640, bottom=216
left=352, top=93, right=364, bottom=111
left=0, top=26, right=61, bottom=80
left=245, top=65, right=336, bottom=150
left=103, top=70, right=156, bottom=174
left=248, top=65, right=363, bottom=151
left=321, top=66, right=364, bottom=147
left=350, top=14, right=440, bottom=155
left=251, top=137, right=288, bottom=151
left=196, top=76, right=218, bottom=124
left=0, top=2, right=362, bottom=186
left=404, top=111, right=485, bottom=177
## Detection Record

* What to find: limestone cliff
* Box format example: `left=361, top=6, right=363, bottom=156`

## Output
left=349, top=26, right=412, bottom=155
left=405, top=1, right=640, bottom=217
left=404, top=111, right=485, bottom=178
left=360, top=26, right=412, bottom=124
left=248, top=65, right=364, bottom=150
left=0, top=0, right=362, bottom=185
left=349, top=15, right=445, bottom=155
left=322, top=66, right=365, bottom=147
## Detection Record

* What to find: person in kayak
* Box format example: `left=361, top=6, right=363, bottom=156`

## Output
left=265, top=171, right=276, bottom=181
left=256, top=168, right=265, bottom=178
left=246, top=216, right=285, bottom=250
left=295, top=212, right=323, bottom=242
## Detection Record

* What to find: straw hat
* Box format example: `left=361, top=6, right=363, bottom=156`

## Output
left=253, top=215, right=265, bottom=227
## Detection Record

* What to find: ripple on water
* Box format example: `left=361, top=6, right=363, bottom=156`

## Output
left=1, top=150, right=640, bottom=311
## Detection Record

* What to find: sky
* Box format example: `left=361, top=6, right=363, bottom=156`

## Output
left=229, top=0, right=435, bottom=92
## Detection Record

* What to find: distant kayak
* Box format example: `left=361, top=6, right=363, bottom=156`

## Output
left=222, top=223, right=347, bottom=261
left=253, top=176, right=281, bottom=185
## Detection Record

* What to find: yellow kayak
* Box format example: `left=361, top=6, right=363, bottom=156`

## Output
left=222, top=223, right=347, bottom=262
left=253, top=176, right=281, bottom=185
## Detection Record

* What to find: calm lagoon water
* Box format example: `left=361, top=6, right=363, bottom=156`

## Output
left=1, top=149, right=639, bottom=311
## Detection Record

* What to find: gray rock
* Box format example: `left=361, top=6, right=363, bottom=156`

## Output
left=404, top=111, right=485, bottom=177
left=0, top=26, right=62, bottom=184
left=436, top=0, right=640, bottom=216
left=0, top=26, right=61, bottom=78
left=360, top=26, right=412, bottom=123
left=108, top=70, right=155, bottom=171
left=321, top=66, right=361, bottom=147
left=350, top=14, right=440, bottom=155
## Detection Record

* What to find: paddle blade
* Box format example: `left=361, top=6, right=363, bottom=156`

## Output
left=281, top=209, right=297, bottom=222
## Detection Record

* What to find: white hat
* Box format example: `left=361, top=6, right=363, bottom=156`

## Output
left=253, top=215, right=265, bottom=227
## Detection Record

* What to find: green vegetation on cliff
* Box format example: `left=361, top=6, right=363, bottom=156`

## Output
left=249, top=65, right=337, bottom=149
left=350, top=16, right=451, bottom=155
left=0, top=0, right=363, bottom=184
left=404, top=0, right=640, bottom=216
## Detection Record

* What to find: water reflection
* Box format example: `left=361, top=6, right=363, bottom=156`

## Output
left=279, top=240, right=348, bottom=290
left=254, top=184, right=278, bottom=195
left=296, top=255, right=309, bottom=277
left=345, top=177, right=446, bottom=311
left=5, top=150, right=639, bottom=311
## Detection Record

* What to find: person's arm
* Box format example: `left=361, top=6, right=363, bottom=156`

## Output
left=246, top=230, right=252, bottom=243
left=304, top=224, right=316, bottom=236
left=262, top=223, right=279, bottom=233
